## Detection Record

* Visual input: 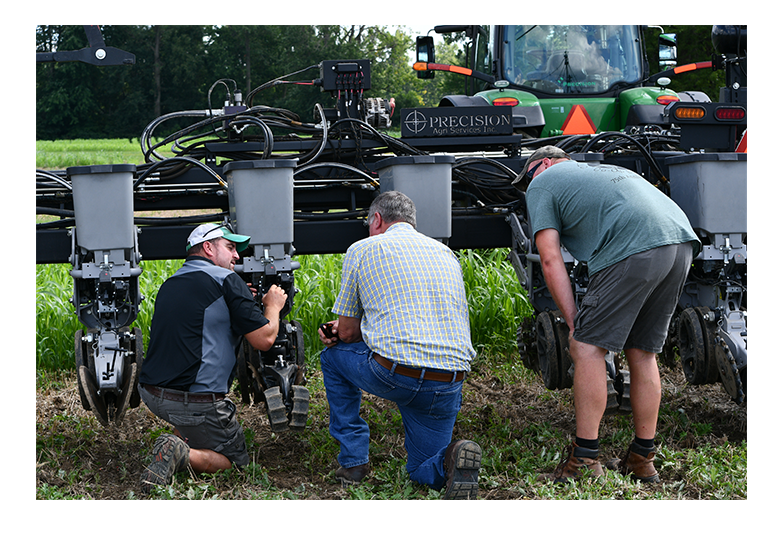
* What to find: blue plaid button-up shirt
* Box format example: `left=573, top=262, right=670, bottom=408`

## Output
left=332, top=222, right=475, bottom=371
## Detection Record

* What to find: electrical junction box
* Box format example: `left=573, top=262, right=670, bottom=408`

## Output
left=318, top=60, right=372, bottom=92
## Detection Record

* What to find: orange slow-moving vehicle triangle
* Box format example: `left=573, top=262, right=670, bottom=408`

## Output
left=736, top=130, right=747, bottom=153
left=561, top=104, right=597, bottom=135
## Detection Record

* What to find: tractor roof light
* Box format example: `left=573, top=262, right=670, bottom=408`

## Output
left=715, top=107, right=746, bottom=121
left=493, top=97, right=519, bottom=106
left=673, top=106, right=706, bottom=120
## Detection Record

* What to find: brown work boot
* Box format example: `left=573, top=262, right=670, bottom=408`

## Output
left=605, top=441, right=660, bottom=483
left=443, top=439, right=482, bottom=499
left=335, top=463, right=370, bottom=487
left=544, top=442, right=604, bottom=483
left=140, top=433, right=190, bottom=494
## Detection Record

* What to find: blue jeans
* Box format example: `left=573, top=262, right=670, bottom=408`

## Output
left=320, top=341, right=464, bottom=490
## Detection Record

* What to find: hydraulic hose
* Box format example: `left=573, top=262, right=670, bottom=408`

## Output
left=133, top=156, right=227, bottom=189
left=37, top=169, right=72, bottom=190
left=296, top=103, right=328, bottom=166
left=294, top=161, right=379, bottom=187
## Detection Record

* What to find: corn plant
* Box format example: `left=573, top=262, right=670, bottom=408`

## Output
left=37, top=249, right=532, bottom=372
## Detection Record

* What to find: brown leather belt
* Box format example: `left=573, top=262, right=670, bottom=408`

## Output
left=372, top=353, right=465, bottom=382
left=142, top=384, right=224, bottom=403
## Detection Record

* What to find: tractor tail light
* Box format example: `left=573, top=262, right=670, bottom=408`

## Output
left=673, top=106, right=706, bottom=120
left=715, top=107, right=746, bottom=121
left=657, top=94, right=679, bottom=105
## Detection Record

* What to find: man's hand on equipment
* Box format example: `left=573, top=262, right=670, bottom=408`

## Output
left=262, top=284, right=287, bottom=313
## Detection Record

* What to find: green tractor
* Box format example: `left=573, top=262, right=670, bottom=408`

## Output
left=413, top=25, right=717, bottom=138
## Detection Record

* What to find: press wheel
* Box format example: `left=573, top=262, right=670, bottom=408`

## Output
left=74, top=330, right=91, bottom=411
left=678, top=307, right=708, bottom=385
left=536, top=312, right=560, bottom=390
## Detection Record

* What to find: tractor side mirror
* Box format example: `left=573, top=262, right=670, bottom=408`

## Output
left=658, top=33, right=677, bottom=70
left=416, top=36, right=435, bottom=79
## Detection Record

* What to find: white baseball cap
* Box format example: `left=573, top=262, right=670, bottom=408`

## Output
left=186, top=223, right=251, bottom=252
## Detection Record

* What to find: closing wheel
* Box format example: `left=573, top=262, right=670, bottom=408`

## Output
left=615, top=368, right=632, bottom=413
left=110, top=327, right=138, bottom=425
left=78, top=365, right=110, bottom=427
left=236, top=340, right=253, bottom=405
left=553, top=315, right=573, bottom=389
left=678, top=307, right=709, bottom=385
left=112, top=361, right=137, bottom=426
left=74, top=330, right=91, bottom=411
left=604, top=352, right=619, bottom=414
left=516, top=316, right=539, bottom=373
left=536, top=312, right=560, bottom=390
left=264, top=386, right=289, bottom=433
left=237, top=340, right=266, bottom=405
left=289, top=385, right=310, bottom=431
left=715, top=336, right=745, bottom=405
left=129, top=327, right=144, bottom=409
left=290, top=320, right=308, bottom=386
left=604, top=372, right=620, bottom=414
left=695, top=307, right=720, bottom=384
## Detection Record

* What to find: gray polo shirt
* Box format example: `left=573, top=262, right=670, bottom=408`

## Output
left=526, top=160, right=699, bottom=276
left=140, top=256, right=268, bottom=393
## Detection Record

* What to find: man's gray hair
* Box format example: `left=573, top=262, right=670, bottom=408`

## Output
left=512, top=146, right=572, bottom=190
left=369, top=190, right=417, bottom=228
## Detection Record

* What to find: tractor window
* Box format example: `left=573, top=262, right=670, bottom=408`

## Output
left=501, top=25, right=643, bottom=94
left=474, top=25, right=492, bottom=76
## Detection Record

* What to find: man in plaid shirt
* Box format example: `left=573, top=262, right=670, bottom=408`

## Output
left=319, top=191, right=481, bottom=499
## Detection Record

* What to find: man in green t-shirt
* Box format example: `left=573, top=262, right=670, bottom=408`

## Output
left=513, top=146, right=699, bottom=483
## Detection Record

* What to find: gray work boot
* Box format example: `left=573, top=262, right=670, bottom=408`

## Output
left=443, top=439, right=482, bottom=499
left=140, top=433, right=190, bottom=494
left=335, top=463, right=371, bottom=487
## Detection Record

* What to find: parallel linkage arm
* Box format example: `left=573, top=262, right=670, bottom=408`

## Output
left=37, top=25, right=135, bottom=66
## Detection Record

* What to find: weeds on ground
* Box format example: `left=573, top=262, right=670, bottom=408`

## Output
left=36, top=351, right=746, bottom=501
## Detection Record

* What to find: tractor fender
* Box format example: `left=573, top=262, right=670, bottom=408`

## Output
left=439, top=93, right=545, bottom=134
left=621, top=86, right=677, bottom=127
left=439, top=94, right=490, bottom=107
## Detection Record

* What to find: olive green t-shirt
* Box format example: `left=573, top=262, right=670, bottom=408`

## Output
left=526, top=160, right=699, bottom=276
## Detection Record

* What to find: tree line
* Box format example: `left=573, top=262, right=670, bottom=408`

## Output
left=36, top=25, right=463, bottom=140
left=36, top=25, right=721, bottom=141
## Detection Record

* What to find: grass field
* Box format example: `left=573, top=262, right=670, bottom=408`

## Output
left=36, top=138, right=150, bottom=169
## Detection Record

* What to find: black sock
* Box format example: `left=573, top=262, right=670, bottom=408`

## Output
left=575, top=437, right=599, bottom=451
left=634, top=436, right=655, bottom=449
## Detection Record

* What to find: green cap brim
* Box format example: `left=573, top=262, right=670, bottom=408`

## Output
left=219, top=228, right=251, bottom=252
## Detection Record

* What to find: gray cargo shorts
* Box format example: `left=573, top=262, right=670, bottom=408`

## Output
left=573, top=242, right=693, bottom=354
left=139, top=385, right=250, bottom=466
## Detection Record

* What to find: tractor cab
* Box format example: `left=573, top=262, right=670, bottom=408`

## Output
left=418, top=25, right=683, bottom=137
